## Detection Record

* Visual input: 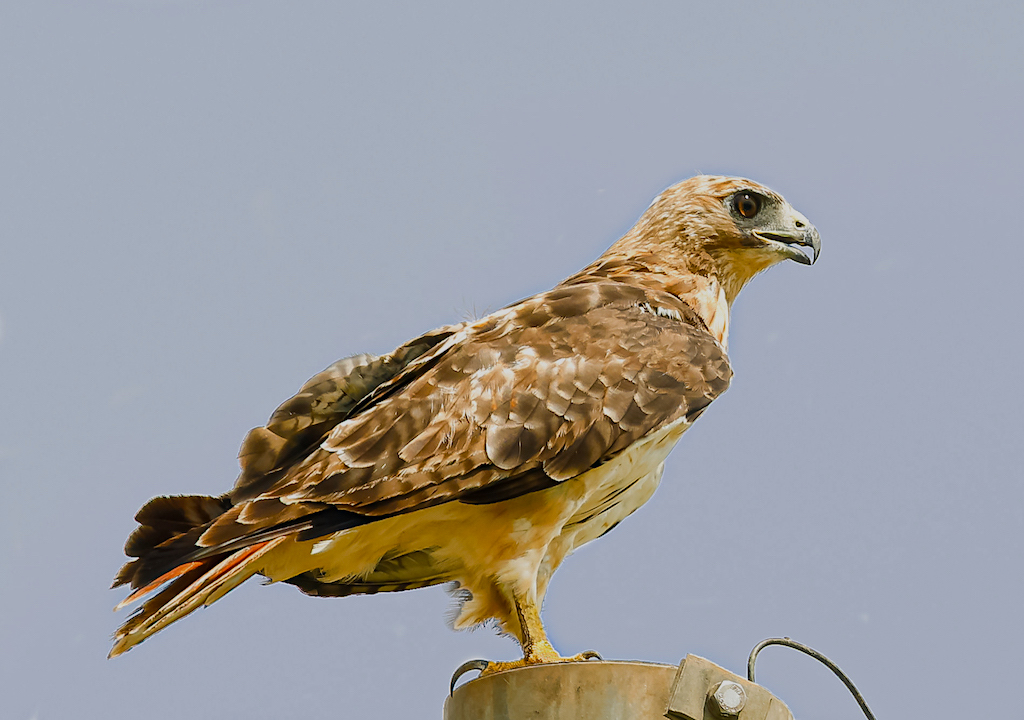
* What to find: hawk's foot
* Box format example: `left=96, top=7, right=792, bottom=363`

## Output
left=449, top=648, right=601, bottom=693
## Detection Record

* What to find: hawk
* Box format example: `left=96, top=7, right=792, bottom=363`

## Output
left=111, top=175, right=819, bottom=671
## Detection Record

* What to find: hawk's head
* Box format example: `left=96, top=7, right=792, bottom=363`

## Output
left=630, top=175, right=820, bottom=303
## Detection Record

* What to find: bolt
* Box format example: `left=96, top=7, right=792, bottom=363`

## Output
left=710, top=680, right=747, bottom=717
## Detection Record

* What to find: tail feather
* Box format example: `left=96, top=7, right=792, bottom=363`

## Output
left=113, top=561, right=205, bottom=612
left=126, top=495, right=231, bottom=558
left=114, top=494, right=231, bottom=591
left=110, top=537, right=288, bottom=658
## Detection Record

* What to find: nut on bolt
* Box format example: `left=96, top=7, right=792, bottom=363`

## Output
left=709, top=680, right=747, bottom=717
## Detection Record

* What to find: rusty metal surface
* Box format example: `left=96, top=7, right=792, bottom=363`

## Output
left=444, top=660, right=678, bottom=720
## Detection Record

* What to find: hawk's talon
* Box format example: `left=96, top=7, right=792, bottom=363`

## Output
left=449, top=650, right=604, bottom=694
left=450, top=659, right=490, bottom=694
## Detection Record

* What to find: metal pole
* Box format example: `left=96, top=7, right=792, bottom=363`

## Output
left=445, top=656, right=793, bottom=720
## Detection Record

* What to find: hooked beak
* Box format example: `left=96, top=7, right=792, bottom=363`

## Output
left=753, top=224, right=821, bottom=265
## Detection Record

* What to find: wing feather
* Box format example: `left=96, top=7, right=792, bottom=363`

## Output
left=240, top=281, right=730, bottom=524
left=122, top=281, right=731, bottom=588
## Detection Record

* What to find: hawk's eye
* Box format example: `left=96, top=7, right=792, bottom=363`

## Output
left=734, top=191, right=762, bottom=219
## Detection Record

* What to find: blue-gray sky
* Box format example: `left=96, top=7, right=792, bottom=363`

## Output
left=2, top=2, right=1021, bottom=718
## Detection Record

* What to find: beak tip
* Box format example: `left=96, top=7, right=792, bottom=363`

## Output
left=805, top=228, right=821, bottom=266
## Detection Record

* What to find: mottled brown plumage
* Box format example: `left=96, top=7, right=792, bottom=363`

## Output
left=111, top=175, right=819, bottom=663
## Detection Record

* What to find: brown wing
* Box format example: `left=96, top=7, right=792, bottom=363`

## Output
left=230, top=324, right=461, bottom=503
left=194, top=281, right=732, bottom=553
left=114, top=326, right=460, bottom=591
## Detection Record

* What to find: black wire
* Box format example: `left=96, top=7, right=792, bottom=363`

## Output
left=747, top=637, right=876, bottom=720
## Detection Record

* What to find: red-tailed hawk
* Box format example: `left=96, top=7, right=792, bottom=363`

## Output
left=111, top=175, right=819, bottom=671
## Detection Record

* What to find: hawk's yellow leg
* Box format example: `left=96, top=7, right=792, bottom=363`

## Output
left=479, top=591, right=600, bottom=676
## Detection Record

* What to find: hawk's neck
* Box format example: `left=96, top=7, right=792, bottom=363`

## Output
left=564, top=252, right=732, bottom=349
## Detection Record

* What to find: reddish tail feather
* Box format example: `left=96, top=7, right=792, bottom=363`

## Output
left=110, top=537, right=287, bottom=657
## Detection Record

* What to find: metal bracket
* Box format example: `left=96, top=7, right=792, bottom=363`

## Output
left=666, top=655, right=793, bottom=720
